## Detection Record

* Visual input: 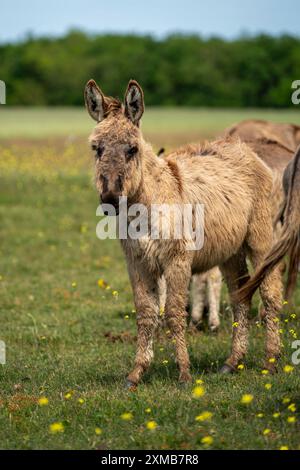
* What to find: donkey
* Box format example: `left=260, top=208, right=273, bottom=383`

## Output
left=158, top=148, right=222, bottom=332
left=237, top=146, right=300, bottom=305
left=229, top=135, right=298, bottom=301
left=190, top=267, right=222, bottom=331
left=224, top=119, right=300, bottom=151
left=84, top=79, right=282, bottom=385
left=191, top=138, right=294, bottom=329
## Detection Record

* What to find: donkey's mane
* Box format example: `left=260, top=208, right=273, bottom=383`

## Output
left=104, top=97, right=123, bottom=117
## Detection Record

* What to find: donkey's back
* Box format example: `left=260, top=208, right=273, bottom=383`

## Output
left=166, top=139, right=273, bottom=271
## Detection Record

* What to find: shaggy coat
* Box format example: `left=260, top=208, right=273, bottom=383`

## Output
left=238, top=147, right=300, bottom=303
left=85, top=79, right=282, bottom=385
left=226, top=128, right=298, bottom=301
left=190, top=267, right=222, bottom=331
left=224, top=119, right=300, bottom=150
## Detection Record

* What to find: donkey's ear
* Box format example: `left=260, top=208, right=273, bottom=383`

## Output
left=124, top=80, right=144, bottom=126
left=84, top=79, right=107, bottom=122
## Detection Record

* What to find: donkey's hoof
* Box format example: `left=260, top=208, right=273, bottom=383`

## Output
left=263, top=363, right=278, bottom=375
left=209, top=325, right=219, bottom=334
left=125, top=380, right=137, bottom=391
left=189, top=320, right=204, bottom=333
left=179, top=372, right=192, bottom=384
left=219, top=364, right=235, bottom=375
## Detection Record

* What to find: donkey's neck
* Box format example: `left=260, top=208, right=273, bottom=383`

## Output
left=130, top=140, right=179, bottom=206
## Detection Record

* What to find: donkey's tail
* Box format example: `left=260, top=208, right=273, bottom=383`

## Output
left=285, top=230, right=300, bottom=301
left=237, top=146, right=300, bottom=303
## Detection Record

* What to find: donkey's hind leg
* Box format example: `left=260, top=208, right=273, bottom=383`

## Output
left=220, top=252, right=251, bottom=373
left=247, top=225, right=282, bottom=372
left=190, top=273, right=207, bottom=328
left=207, top=267, right=222, bottom=332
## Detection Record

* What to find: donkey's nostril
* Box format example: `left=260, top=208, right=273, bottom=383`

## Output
left=100, top=192, right=120, bottom=213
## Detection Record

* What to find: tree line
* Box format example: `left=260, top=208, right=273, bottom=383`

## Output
left=0, top=31, right=299, bottom=107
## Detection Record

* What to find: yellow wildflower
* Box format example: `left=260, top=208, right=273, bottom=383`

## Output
left=288, top=403, right=296, bottom=412
left=64, top=392, right=73, bottom=400
left=201, top=436, right=213, bottom=446
left=265, top=383, right=272, bottom=390
left=49, top=422, right=64, bottom=433
left=237, top=364, right=244, bottom=370
left=283, top=365, right=294, bottom=373
left=78, top=398, right=85, bottom=404
left=71, top=281, right=77, bottom=288
left=282, top=397, right=291, bottom=404
left=273, top=412, right=281, bottom=418
left=241, top=394, right=254, bottom=405
left=121, top=412, right=133, bottom=421
left=279, top=446, right=289, bottom=450
left=232, top=322, right=239, bottom=328
left=95, top=427, right=102, bottom=435
left=146, top=420, right=157, bottom=430
left=263, top=428, right=271, bottom=435
left=162, top=360, right=169, bottom=365
left=97, top=278, right=106, bottom=288
left=145, top=408, right=151, bottom=414
left=192, top=386, right=205, bottom=398
left=257, top=413, right=264, bottom=418
left=195, top=379, right=204, bottom=385
left=268, top=357, right=276, bottom=363
left=261, top=369, right=269, bottom=375
left=38, top=397, right=49, bottom=406
left=287, top=416, right=296, bottom=423
left=195, top=411, right=213, bottom=422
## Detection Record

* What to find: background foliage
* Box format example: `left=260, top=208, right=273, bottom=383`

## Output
left=1, top=31, right=300, bottom=107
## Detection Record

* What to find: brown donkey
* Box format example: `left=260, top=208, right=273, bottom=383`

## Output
left=224, top=119, right=300, bottom=150
left=238, top=146, right=300, bottom=305
left=84, top=79, right=282, bottom=385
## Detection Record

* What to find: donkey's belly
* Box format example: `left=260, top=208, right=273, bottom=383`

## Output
left=191, top=209, right=249, bottom=273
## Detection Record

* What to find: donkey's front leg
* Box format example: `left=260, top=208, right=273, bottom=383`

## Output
left=164, top=260, right=192, bottom=383
left=127, top=266, right=159, bottom=387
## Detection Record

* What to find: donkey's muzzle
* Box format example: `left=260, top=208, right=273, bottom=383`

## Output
left=100, top=191, right=121, bottom=215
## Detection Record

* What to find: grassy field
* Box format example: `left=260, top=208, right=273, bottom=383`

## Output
left=0, top=107, right=299, bottom=450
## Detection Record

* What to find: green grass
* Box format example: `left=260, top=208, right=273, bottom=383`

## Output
left=1, top=107, right=300, bottom=139
left=0, top=108, right=299, bottom=450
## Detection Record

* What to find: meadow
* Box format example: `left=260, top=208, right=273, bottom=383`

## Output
left=0, top=107, right=299, bottom=450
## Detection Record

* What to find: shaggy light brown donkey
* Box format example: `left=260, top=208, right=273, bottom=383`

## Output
left=190, top=267, right=222, bottom=331
left=85, top=79, right=282, bottom=385
left=237, top=146, right=300, bottom=306
left=228, top=134, right=298, bottom=301
left=224, top=119, right=300, bottom=150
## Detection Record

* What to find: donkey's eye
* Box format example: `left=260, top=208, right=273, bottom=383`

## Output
left=126, top=145, right=138, bottom=160
left=93, top=144, right=104, bottom=159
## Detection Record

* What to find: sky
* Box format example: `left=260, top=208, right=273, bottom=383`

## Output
left=1, top=0, right=300, bottom=43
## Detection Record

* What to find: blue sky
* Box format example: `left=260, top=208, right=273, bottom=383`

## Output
left=1, top=0, right=300, bottom=43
